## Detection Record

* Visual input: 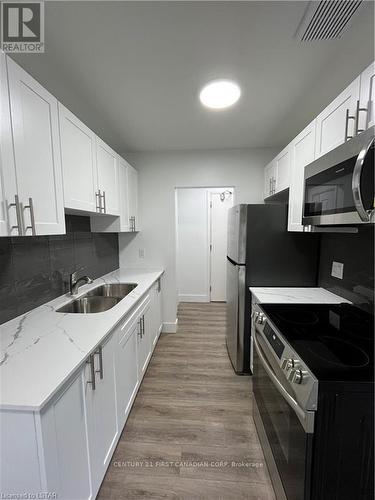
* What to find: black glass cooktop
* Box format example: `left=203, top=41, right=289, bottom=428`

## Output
left=260, top=303, right=374, bottom=383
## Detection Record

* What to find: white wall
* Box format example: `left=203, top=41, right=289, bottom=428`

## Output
left=118, top=148, right=276, bottom=331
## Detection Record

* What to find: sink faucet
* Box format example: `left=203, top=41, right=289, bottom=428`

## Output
left=69, top=269, right=93, bottom=295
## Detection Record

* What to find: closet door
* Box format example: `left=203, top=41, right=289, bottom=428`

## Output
left=7, top=58, right=65, bottom=235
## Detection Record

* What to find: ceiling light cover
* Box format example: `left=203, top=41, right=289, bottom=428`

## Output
left=199, top=80, right=241, bottom=109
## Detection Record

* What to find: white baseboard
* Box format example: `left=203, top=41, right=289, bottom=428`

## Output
left=162, top=319, right=178, bottom=333
left=178, top=294, right=209, bottom=303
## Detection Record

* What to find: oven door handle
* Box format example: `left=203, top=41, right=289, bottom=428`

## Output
left=352, top=135, right=374, bottom=222
left=253, top=331, right=313, bottom=433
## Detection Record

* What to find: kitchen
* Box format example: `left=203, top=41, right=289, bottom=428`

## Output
left=0, top=1, right=374, bottom=500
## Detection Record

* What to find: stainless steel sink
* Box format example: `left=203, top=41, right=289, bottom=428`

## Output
left=85, top=283, right=138, bottom=299
left=57, top=296, right=120, bottom=314
left=56, top=283, right=138, bottom=313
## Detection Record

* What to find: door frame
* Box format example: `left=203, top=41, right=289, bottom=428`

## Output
left=207, top=188, right=234, bottom=302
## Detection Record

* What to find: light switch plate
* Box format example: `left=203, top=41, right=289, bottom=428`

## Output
left=139, top=248, right=145, bottom=259
left=331, top=261, right=344, bottom=279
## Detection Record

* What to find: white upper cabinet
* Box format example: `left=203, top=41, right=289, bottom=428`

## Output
left=288, top=121, right=316, bottom=232
left=315, top=76, right=360, bottom=159
left=59, top=104, right=98, bottom=213
left=274, top=145, right=290, bottom=193
left=127, top=163, right=139, bottom=231
left=264, top=160, right=276, bottom=198
left=3, top=57, right=65, bottom=235
left=95, top=137, right=120, bottom=216
left=91, top=156, right=139, bottom=232
left=359, top=62, right=375, bottom=131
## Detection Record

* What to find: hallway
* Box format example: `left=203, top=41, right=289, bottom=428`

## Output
left=97, top=302, right=275, bottom=499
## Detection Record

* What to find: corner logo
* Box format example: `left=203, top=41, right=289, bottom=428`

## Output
left=1, top=2, right=45, bottom=53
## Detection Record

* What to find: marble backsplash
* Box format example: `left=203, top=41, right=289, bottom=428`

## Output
left=0, top=215, right=119, bottom=325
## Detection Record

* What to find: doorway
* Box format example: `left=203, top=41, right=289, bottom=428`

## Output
left=175, top=187, right=234, bottom=303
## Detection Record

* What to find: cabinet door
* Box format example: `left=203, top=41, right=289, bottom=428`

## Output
left=7, top=58, right=65, bottom=235
left=275, top=146, right=290, bottom=193
left=59, top=104, right=98, bottom=213
left=119, top=157, right=130, bottom=231
left=288, top=121, right=316, bottom=232
left=359, top=61, right=375, bottom=131
left=137, top=302, right=152, bottom=381
left=85, top=334, right=118, bottom=496
left=0, top=53, right=17, bottom=236
left=315, top=77, right=360, bottom=159
left=41, top=372, right=91, bottom=500
left=115, top=321, right=138, bottom=429
left=96, top=138, right=120, bottom=216
left=127, top=164, right=138, bottom=230
left=263, top=161, right=276, bottom=199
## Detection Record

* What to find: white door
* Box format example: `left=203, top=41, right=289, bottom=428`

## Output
left=275, top=146, right=290, bottom=193
left=315, top=76, right=360, bottom=158
left=96, top=137, right=120, bottom=216
left=127, top=164, right=138, bottom=230
left=6, top=58, right=65, bottom=235
left=58, top=104, right=98, bottom=213
left=288, top=120, right=316, bottom=232
left=85, top=334, right=118, bottom=496
left=209, top=191, right=233, bottom=302
left=359, top=61, right=375, bottom=131
left=115, top=322, right=138, bottom=429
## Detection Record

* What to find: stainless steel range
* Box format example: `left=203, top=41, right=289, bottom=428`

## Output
left=252, top=302, right=374, bottom=500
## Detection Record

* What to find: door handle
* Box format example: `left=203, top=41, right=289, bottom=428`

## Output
left=344, top=108, right=356, bottom=141
left=354, top=99, right=368, bottom=136
left=9, top=194, right=23, bottom=235
left=95, top=345, right=104, bottom=379
left=23, top=197, right=36, bottom=235
left=86, top=354, right=96, bottom=390
left=352, top=135, right=374, bottom=222
left=95, top=190, right=102, bottom=212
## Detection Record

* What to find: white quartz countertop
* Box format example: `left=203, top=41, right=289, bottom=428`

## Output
left=250, top=287, right=351, bottom=305
left=0, top=268, right=164, bottom=412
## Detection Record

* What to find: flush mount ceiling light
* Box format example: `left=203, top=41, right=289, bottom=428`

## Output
left=199, top=79, right=241, bottom=110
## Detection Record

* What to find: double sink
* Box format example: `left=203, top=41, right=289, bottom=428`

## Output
left=57, top=283, right=138, bottom=314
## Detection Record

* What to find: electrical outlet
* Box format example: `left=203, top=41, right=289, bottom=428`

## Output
left=139, top=248, right=145, bottom=259
left=331, top=261, right=344, bottom=279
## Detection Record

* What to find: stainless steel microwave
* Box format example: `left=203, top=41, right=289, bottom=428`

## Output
left=303, top=125, right=374, bottom=226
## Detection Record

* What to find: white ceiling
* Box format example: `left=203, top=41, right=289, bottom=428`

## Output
left=12, top=1, right=374, bottom=153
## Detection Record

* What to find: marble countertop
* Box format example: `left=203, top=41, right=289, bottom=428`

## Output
left=0, top=268, right=164, bottom=412
left=250, top=287, right=351, bottom=305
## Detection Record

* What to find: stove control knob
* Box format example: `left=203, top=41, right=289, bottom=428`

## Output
left=283, top=358, right=294, bottom=371
left=288, top=368, right=296, bottom=381
left=256, top=313, right=266, bottom=325
left=292, top=369, right=303, bottom=384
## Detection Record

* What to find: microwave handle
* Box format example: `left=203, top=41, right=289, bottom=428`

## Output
left=352, top=136, right=374, bottom=222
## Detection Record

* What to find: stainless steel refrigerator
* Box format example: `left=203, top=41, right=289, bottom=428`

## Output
left=226, top=204, right=319, bottom=374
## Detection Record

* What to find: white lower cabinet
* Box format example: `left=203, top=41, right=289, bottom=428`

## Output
left=84, top=334, right=118, bottom=497
left=0, top=280, right=163, bottom=499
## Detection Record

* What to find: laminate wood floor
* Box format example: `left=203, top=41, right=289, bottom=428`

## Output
left=97, top=302, right=276, bottom=500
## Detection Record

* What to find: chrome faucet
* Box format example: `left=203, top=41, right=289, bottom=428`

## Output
left=69, top=269, right=93, bottom=295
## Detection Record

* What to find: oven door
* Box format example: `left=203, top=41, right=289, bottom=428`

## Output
left=303, top=131, right=374, bottom=226
left=253, top=328, right=313, bottom=500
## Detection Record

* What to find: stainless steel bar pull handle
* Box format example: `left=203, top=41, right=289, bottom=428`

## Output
left=355, top=100, right=368, bottom=136
left=86, top=354, right=96, bottom=390
left=95, top=345, right=104, bottom=379
left=9, top=195, right=23, bottom=235
left=345, top=108, right=356, bottom=141
left=100, top=191, right=106, bottom=214
left=95, top=190, right=101, bottom=212
left=141, top=315, right=145, bottom=338
left=24, top=198, right=36, bottom=235
left=137, top=319, right=142, bottom=338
